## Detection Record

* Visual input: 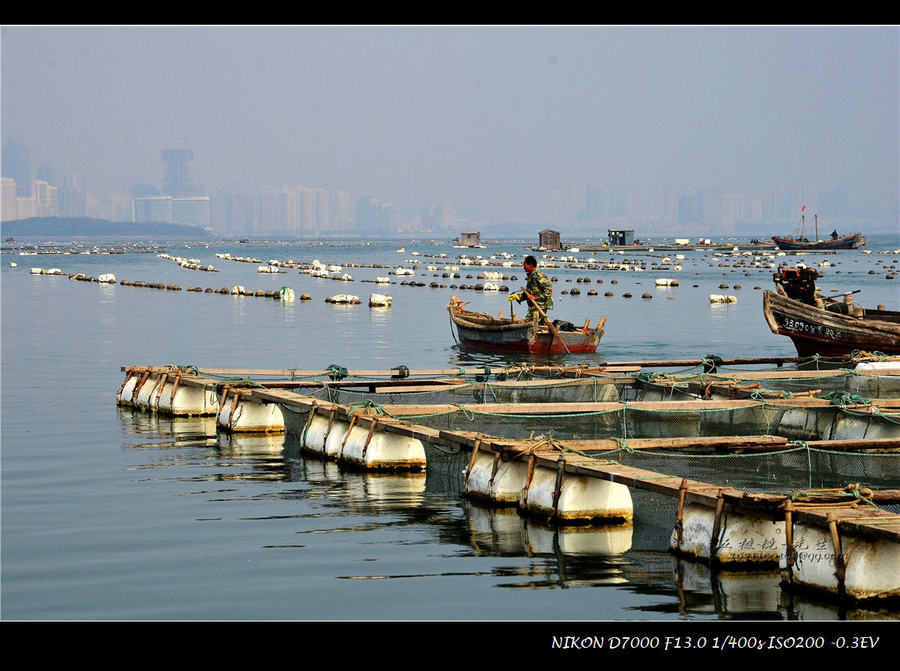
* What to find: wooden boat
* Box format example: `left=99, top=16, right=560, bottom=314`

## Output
left=763, top=267, right=900, bottom=356
left=771, top=213, right=865, bottom=250
left=448, top=297, right=605, bottom=354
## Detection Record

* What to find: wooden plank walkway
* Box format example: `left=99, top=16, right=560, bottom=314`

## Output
left=247, top=387, right=900, bottom=542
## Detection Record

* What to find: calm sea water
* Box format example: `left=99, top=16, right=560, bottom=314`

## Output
left=2, top=235, right=898, bottom=621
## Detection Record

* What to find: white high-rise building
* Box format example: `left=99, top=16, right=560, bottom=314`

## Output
left=720, top=194, right=744, bottom=232
left=134, top=195, right=173, bottom=223
left=172, top=196, right=211, bottom=228
left=2, top=177, right=18, bottom=221
left=314, top=187, right=330, bottom=232
left=32, top=180, right=58, bottom=217
left=331, top=189, right=351, bottom=233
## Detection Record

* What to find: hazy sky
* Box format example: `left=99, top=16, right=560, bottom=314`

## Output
left=2, top=25, right=898, bottom=219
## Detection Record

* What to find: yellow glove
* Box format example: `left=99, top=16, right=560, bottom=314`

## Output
left=508, top=293, right=520, bottom=302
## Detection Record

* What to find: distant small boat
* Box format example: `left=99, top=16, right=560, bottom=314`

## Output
left=448, top=298, right=605, bottom=354
left=763, top=267, right=900, bottom=356
left=771, top=213, right=865, bottom=250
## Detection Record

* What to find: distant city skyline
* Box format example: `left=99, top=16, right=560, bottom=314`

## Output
left=2, top=136, right=888, bottom=237
left=2, top=25, right=898, bottom=234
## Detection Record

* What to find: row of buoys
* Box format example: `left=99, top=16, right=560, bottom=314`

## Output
left=670, top=500, right=899, bottom=603
left=463, top=449, right=633, bottom=524
left=290, top=409, right=426, bottom=471
left=120, top=279, right=180, bottom=290
left=157, top=253, right=218, bottom=272
left=64, top=272, right=118, bottom=283
left=117, top=369, right=219, bottom=416
left=215, top=252, right=262, bottom=263
left=324, top=293, right=393, bottom=307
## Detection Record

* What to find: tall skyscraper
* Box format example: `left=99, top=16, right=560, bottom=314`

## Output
left=161, top=149, right=194, bottom=196
left=1, top=177, right=18, bottom=221
left=2, top=137, right=31, bottom=196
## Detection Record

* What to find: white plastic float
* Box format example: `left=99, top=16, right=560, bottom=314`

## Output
left=339, top=419, right=426, bottom=470
left=519, top=463, right=633, bottom=524
left=284, top=408, right=426, bottom=470
left=325, top=294, right=360, bottom=304
left=670, top=502, right=783, bottom=566
left=850, top=360, right=900, bottom=397
left=216, top=390, right=284, bottom=433
left=465, top=451, right=530, bottom=505
left=780, top=520, right=900, bottom=601
left=709, top=294, right=738, bottom=303
left=368, top=293, right=392, bottom=307
left=117, top=370, right=218, bottom=416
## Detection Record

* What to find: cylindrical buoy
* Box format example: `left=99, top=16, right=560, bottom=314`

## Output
left=341, top=422, right=425, bottom=470
left=520, top=464, right=633, bottom=524
left=464, top=451, right=529, bottom=505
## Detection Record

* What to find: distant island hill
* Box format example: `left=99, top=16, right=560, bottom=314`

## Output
left=1, top=217, right=214, bottom=239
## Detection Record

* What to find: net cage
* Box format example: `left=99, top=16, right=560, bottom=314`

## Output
left=299, top=368, right=899, bottom=497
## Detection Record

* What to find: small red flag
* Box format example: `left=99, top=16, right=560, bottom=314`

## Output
left=801, top=205, right=806, bottom=211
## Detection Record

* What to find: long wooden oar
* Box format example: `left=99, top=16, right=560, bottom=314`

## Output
left=522, top=290, right=570, bottom=355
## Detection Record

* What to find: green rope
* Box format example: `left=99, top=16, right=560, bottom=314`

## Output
left=823, top=391, right=870, bottom=407
left=347, top=399, right=391, bottom=416
left=785, top=485, right=879, bottom=508
left=453, top=403, right=476, bottom=421
left=326, top=364, right=348, bottom=381
left=213, top=377, right=266, bottom=391
left=614, top=437, right=633, bottom=453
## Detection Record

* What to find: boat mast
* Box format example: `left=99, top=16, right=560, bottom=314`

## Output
left=814, top=214, right=819, bottom=242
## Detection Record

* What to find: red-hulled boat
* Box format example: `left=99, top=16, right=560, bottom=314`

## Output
left=771, top=213, right=865, bottom=250
left=448, top=298, right=605, bottom=354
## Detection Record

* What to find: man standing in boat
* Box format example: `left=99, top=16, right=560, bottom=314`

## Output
left=509, top=255, right=553, bottom=321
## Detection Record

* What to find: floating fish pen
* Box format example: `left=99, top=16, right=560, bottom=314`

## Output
left=115, top=358, right=900, bottom=604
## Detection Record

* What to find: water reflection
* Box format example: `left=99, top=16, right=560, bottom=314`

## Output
left=448, top=346, right=607, bottom=370
left=114, top=406, right=899, bottom=620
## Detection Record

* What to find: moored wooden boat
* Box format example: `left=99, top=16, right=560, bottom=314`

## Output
left=448, top=298, right=605, bottom=354
left=771, top=213, right=865, bottom=250
left=771, top=232, right=865, bottom=250
left=763, top=267, right=900, bottom=357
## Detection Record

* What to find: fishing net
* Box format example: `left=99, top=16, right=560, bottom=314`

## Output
left=287, top=370, right=900, bottom=498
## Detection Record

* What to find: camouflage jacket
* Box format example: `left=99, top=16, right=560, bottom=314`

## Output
left=524, top=269, right=553, bottom=312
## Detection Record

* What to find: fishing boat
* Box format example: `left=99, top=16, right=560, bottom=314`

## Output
left=763, top=267, right=900, bottom=356
left=771, top=213, right=865, bottom=250
left=448, top=297, right=605, bottom=354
